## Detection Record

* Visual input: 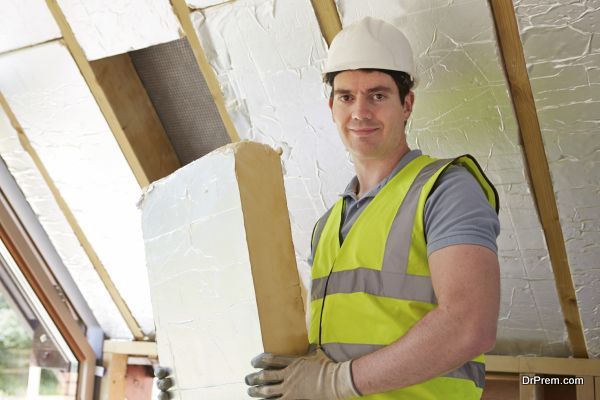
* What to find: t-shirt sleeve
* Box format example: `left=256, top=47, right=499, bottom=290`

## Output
left=424, top=165, right=500, bottom=256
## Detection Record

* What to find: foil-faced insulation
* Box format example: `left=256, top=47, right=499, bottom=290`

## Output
left=0, top=0, right=61, bottom=54
left=515, top=0, right=600, bottom=358
left=190, top=0, right=355, bottom=290
left=54, top=0, right=182, bottom=60
left=0, top=41, right=152, bottom=337
left=0, top=106, right=130, bottom=339
left=336, top=0, right=571, bottom=356
left=129, top=38, right=231, bottom=165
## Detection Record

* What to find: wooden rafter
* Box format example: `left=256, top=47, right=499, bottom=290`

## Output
left=310, top=0, right=342, bottom=46
left=0, top=93, right=144, bottom=340
left=488, top=0, right=588, bottom=358
left=44, top=0, right=181, bottom=188
left=170, top=0, right=240, bottom=143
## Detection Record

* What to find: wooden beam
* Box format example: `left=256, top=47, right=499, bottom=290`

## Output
left=104, top=340, right=157, bottom=357
left=0, top=93, right=144, bottom=340
left=487, top=355, right=600, bottom=376
left=577, top=376, right=595, bottom=400
left=488, top=0, right=588, bottom=358
left=99, top=353, right=128, bottom=400
left=310, top=0, right=342, bottom=46
left=170, top=0, right=240, bottom=143
left=44, top=0, right=181, bottom=188
left=519, top=374, right=543, bottom=400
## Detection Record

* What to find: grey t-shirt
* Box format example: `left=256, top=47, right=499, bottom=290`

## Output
left=309, top=150, right=499, bottom=265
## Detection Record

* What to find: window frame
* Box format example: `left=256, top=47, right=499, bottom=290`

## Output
left=0, top=188, right=96, bottom=399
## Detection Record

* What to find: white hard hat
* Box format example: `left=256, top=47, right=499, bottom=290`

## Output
left=324, top=17, right=418, bottom=87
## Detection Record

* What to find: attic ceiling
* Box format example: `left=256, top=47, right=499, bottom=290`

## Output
left=0, top=0, right=597, bottom=360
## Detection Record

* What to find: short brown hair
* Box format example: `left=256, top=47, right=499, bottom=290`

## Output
left=323, top=69, right=414, bottom=104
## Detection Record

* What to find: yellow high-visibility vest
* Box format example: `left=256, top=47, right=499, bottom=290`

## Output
left=309, top=154, right=499, bottom=399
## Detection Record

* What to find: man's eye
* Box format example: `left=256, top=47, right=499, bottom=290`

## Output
left=339, top=95, right=352, bottom=102
left=373, top=93, right=385, bottom=100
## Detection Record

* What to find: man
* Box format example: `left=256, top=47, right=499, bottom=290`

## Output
left=244, top=17, right=500, bottom=399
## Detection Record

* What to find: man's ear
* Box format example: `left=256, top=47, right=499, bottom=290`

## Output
left=328, top=97, right=333, bottom=110
left=403, top=91, right=414, bottom=120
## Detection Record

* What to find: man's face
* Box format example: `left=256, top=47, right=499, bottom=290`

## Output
left=329, top=70, right=413, bottom=164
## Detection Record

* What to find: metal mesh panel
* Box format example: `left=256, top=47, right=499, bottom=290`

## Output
left=130, top=38, right=230, bottom=165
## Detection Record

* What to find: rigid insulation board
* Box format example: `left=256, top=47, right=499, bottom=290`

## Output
left=0, top=0, right=61, bottom=54
left=0, top=106, right=130, bottom=338
left=335, top=0, right=571, bottom=357
left=55, top=0, right=182, bottom=60
left=140, top=141, right=307, bottom=399
left=0, top=41, right=152, bottom=337
left=514, top=0, right=600, bottom=358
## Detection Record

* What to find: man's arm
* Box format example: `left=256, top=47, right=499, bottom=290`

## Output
left=351, top=243, right=500, bottom=395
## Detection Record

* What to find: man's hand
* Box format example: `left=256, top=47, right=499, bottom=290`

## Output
left=245, top=348, right=360, bottom=399
left=154, top=366, right=174, bottom=400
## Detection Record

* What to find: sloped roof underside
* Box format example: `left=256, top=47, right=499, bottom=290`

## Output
left=514, top=0, right=600, bottom=358
left=0, top=41, right=152, bottom=338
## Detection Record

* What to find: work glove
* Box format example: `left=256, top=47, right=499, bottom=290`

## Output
left=154, top=366, right=174, bottom=400
left=245, top=348, right=360, bottom=399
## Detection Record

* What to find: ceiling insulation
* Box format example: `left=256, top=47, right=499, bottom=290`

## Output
left=191, top=0, right=355, bottom=290
left=0, top=0, right=61, bottom=54
left=0, top=105, right=130, bottom=339
left=0, top=41, right=151, bottom=338
left=514, top=0, right=600, bottom=358
left=129, top=38, right=231, bottom=165
left=337, top=0, right=572, bottom=357
left=54, top=0, right=182, bottom=60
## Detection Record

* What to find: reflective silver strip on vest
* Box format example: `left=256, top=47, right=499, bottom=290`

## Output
left=311, top=159, right=452, bottom=303
left=322, top=343, right=485, bottom=388
left=382, top=159, right=451, bottom=274
left=311, top=268, right=436, bottom=303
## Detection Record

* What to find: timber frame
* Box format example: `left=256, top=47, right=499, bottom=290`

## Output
left=488, top=0, right=588, bottom=358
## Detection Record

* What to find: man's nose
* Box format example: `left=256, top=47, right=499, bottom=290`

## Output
left=351, top=96, right=372, bottom=120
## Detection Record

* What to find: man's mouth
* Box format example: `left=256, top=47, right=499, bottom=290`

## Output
left=348, top=127, right=380, bottom=136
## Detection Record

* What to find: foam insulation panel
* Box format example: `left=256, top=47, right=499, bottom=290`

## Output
left=336, top=0, right=572, bottom=357
left=0, top=41, right=153, bottom=337
left=0, top=0, right=61, bottom=54
left=514, top=0, right=600, bottom=358
left=191, top=0, right=354, bottom=294
left=0, top=107, right=130, bottom=338
left=140, top=141, right=307, bottom=399
left=129, top=38, right=231, bottom=165
left=54, top=0, right=182, bottom=60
